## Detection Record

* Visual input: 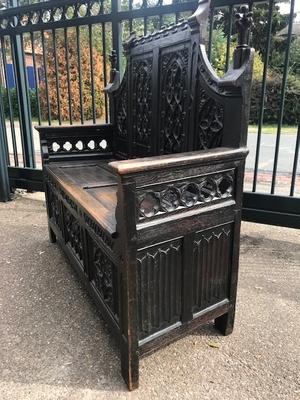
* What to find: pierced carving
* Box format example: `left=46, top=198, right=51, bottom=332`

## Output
left=160, top=48, right=189, bottom=154
left=132, top=57, right=153, bottom=147
left=235, top=5, right=253, bottom=47
left=138, top=171, right=234, bottom=220
left=0, top=0, right=106, bottom=33
left=47, top=137, right=110, bottom=156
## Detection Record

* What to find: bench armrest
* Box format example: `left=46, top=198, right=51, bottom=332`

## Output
left=110, top=147, right=248, bottom=231
left=36, top=123, right=114, bottom=164
left=109, top=147, right=248, bottom=176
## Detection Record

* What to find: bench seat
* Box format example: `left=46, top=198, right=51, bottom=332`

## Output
left=45, top=160, right=117, bottom=235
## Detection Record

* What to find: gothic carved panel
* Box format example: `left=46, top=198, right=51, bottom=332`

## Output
left=137, top=239, right=182, bottom=339
left=159, top=48, right=189, bottom=154
left=132, top=57, right=153, bottom=148
left=47, top=182, right=62, bottom=231
left=195, top=58, right=224, bottom=150
left=192, top=223, right=233, bottom=313
left=64, top=206, right=84, bottom=262
left=91, top=241, right=118, bottom=318
left=138, top=171, right=234, bottom=220
left=115, top=71, right=128, bottom=139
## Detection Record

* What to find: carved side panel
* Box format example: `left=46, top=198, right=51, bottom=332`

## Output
left=192, top=223, right=233, bottom=314
left=194, top=56, right=224, bottom=150
left=159, top=48, right=189, bottom=154
left=132, top=57, right=153, bottom=150
left=90, top=239, right=119, bottom=320
left=137, top=239, right=182, bottom=339
left=63, top=206, right=84, bottom=264
left=47, top=183, right=61, bottom=230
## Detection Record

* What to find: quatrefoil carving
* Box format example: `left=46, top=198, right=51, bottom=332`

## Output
left=63, top=141, right=72, bottom=151
left=75, top=140, right=83, bottom=150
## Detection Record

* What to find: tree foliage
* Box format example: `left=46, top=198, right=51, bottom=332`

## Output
left=40, top=29, right=105, bottom=122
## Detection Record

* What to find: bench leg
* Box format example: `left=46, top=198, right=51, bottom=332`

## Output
left=214, top=308, right=235, bottom=336
left=121, top=341, right=139, bottom=391
left=49, top=226, right=56, bottom=243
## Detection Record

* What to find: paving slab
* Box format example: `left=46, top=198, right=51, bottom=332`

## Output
left=0, top=192, right=299, bottom=400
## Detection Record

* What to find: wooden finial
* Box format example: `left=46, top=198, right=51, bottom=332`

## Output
left=235, top=5, right=253, bottom=47
left=109, top=50, right=117, bottom=71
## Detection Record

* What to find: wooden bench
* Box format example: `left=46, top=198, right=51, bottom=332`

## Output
left=37, top=1, right=254, bottom=390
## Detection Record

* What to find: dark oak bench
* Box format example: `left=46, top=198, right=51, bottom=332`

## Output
left=37, top=1, right=254, bottom=390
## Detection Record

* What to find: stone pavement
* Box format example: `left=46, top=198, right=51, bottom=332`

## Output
left=0, top=192, right=299, bottom=400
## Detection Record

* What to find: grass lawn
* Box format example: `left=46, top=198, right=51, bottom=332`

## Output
left=248, top=124, right=298, bottom=135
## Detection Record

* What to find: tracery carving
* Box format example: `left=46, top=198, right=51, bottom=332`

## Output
left=115, top=71, right=128, bottom=139
left=160, top=48, right=189, bottom=154
left=195, top=59, right=224, bottom=150
left=132, top=57, right=153, bottom=147
left=93, top=246, right=113, bottom=310
left=64, top=207, right=83, bottom=260
left=138, top=171, right=234, bottom=219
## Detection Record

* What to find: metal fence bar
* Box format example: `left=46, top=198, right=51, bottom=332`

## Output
left=64, top=27, right=73, bottom=125
left=0, top=85, right=10, bottom=165
left=101, top=23, right=108, bottom=123
left=0, top=36, right=18, bottom=166
left=207, top=6, right=214, bottom=60
left=30, top=31, right=41, bottom=125
left=271, top=0, right=295, bottom=194
left=89, top=24, right=96, bottom=124
left=252, top=0, right=273, bottom=192
left=11, top=32, right=35, bottom=167
left=41, top=30, right=51, bottom=125
left=52, top=29, right=62, bottom=125
left=290, top=122, right=300, bottom=197
left=0, top=105, right=10, bottom=201
left=225, top=5, right=233, bottom=71
left=76, top=25, right=84, bottom=124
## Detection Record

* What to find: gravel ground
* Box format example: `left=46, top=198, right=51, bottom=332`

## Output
left=0, top=192, right=299, bottom=400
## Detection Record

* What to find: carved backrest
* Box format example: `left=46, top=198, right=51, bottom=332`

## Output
left=107, top=1, right=254, bottom=159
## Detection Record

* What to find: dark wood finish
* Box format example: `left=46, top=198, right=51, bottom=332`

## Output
left=36, top=0, right=254, bottom=391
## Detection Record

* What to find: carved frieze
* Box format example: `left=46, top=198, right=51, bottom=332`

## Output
left=138, top=171, right=234, bottom=219
left=84, top=213, right=114, bottom=249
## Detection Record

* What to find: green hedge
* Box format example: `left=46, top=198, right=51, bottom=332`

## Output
left=1, top=77, right=299, bottom=126
left=250, top=74, right=300, bottom=125
left=1, top=87, right=39, bottom=120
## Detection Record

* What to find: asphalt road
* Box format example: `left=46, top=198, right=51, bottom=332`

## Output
left=4, top=122, right=300, bottom=175
left=246, top=131, right=299, bottom=174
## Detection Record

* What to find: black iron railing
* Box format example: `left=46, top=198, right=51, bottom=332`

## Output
left=0, top=0, right=299, bottom=228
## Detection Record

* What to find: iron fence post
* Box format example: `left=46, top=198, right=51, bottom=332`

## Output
left=0, top=112, right=10, bottom=202
left=10, top=0, right=35, bottom=168
left=112, top=0, right=121, bottom=71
